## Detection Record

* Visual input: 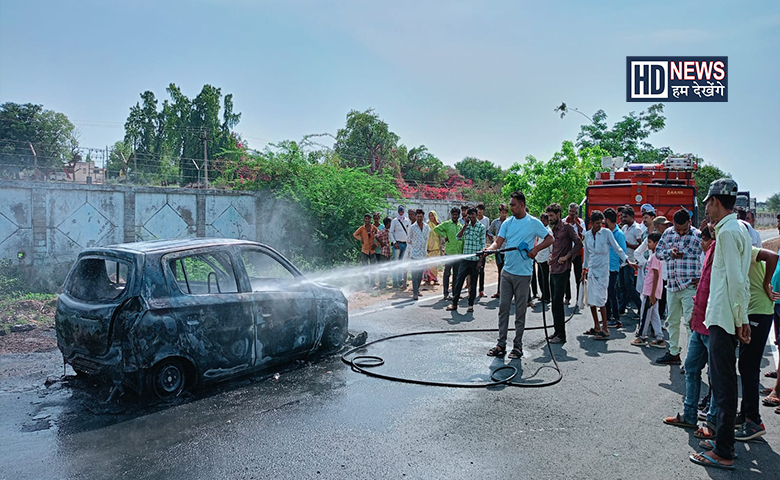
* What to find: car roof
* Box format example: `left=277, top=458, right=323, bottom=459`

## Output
left=87, top=238, right=261, bottom=256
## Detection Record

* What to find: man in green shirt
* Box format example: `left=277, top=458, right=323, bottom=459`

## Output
left=734, top=246, right=779, bottom=441
left=690, top=178, right=752, bottom=470
left=433, top=207, right=465, bottom=300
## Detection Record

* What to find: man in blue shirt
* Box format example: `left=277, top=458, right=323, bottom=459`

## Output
left=604, top=208, right=628, bottom=328
left=483, top=191, right=553, bottom=359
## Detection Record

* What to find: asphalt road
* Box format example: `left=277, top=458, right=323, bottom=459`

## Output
left=2, top=280, right=779, bottom=480
left=760, top=228, right=778, bottom=242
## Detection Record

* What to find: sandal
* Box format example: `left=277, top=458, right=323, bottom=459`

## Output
left=765, top=370, right=778, bottom=378
left=663, top=413, right=697, bottom=429
left=593, top=331, right=610, bottom=340
left=508, top=348, right=523, bottom=359
left=689, top=452, right=734, bottom=470
left=698, top=439, right=739, bottom=458
left=630, top=338, right=646, bottom=347
left=583, top=328, right=599, bottom=336
left=762, top=395, right=780, bottom=407
left=694, top=425, right=716, bottom=439
left=487, top=345, right=506, bottom=357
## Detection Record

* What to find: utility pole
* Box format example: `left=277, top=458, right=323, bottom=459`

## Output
left=28, top=142, right=37, bottom=181
left=202, top=130, right=208, bottom=188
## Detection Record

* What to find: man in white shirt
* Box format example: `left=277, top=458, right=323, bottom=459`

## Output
left=407, top=209, right=431, bottom=300
left=738, top=208, right=763, bottom=248
left=388, top=205, right=411, bottom=289
left=565, top=203, right=586, bottom=305
left=620, top=206, right=644, bottom=314
left=536, top=213, right=554, bottom=303
left=476, top=203, right=491, bottom=297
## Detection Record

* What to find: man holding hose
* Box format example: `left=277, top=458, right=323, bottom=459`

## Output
left=482, top=191, right=553, bottom=359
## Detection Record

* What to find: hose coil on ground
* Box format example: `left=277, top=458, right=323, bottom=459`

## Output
left=342, top=302, right=575, bottom=389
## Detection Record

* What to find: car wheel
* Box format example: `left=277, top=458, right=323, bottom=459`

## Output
left=148, top=358, right=187, bottom=400
left=322, top=322, right=345, bottom=352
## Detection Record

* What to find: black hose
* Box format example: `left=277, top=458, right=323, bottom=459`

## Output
left=342, top=291, right=575, bottom=389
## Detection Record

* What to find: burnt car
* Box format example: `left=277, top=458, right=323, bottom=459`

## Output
left=55, top=238, right=348, bottom=400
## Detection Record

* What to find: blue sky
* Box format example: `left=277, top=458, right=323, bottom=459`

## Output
left=1, top=0, right=778, bottom=199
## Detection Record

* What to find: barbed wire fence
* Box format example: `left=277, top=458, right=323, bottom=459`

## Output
left=0, top=136, right=480, bottom=201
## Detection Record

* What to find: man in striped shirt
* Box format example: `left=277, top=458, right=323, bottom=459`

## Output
left=447, top=207, right=485, bottom=313
left=654, top=209, right=702, bottom=365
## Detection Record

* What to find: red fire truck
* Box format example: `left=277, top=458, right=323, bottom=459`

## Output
left=583, top=155, right=698, bottom=225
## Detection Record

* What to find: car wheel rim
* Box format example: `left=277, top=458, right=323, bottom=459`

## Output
left=159, top=365, right=182, bottom=393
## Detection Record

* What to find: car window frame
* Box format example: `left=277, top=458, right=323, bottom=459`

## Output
left=162, top=247, right=242, bottom=296
left=235, top=245, right=303, bottom=292
left=65, top=254, right=135, bottom=305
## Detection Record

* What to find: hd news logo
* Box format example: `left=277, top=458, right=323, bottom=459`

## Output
left=626, top=56, right=728, bottom=102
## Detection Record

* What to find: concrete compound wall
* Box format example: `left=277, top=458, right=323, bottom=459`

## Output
left=382, top=198, right=466, bottom=223
left=0, top=181, right=259, bottom=291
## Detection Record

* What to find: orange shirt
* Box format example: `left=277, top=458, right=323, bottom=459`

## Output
left=353, top=224, right=378, bottom=255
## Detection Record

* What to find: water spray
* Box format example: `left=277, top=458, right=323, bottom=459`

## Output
left=341, top=249, right=567, bottom=389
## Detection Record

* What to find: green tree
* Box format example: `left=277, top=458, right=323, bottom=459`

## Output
left=0, top=102, right=79, bottom=178
left=766, top=192, right=780, bottom=213
left=334, top=109, right=399, bottom=173
left=502, top=141, right=608, bottom=215
left=556, top=102, right=668, bottom=164
left=106, top=140, right=133, bottom=178
left=399, top=145, right=446, bottom=184
left=694, top=162, right=731, bottom=212
left=123, top=83, right=241, bottom=185
left=217, top=142, right=399, bottom=267
left=454, top=156, right=504, bottom=184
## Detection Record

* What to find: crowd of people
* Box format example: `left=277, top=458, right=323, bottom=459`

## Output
left=353, top=178, right=780, bottom=471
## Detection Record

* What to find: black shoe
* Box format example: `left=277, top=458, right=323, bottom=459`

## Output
left=656, top=352, right=681, bottom=365
left=734, top=412, right=745, bottom=429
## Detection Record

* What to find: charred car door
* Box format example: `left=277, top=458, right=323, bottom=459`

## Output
left=163, top=249, right=255, bottom=378
left=236, top=246, right=317, bottom=364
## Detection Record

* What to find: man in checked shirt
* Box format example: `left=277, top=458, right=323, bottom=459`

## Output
left=654, top=209, right=702, bottom=365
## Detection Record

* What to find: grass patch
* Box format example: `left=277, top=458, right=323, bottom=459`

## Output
left=0, top=261, right=58, bottom=335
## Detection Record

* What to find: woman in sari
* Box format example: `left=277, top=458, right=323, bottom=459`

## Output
left=424, top=211, right=442, bottom=285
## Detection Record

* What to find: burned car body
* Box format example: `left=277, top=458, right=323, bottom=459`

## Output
left=55, top=238, right=348, bottom=399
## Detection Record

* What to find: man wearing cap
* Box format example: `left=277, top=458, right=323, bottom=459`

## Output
left=690, top=178, right=752, bottom=470
left=639, top=204, right=655, bottom=233
left=389, top=205, right=412, bottom=288
left=655, top=209, right=702, bottom=365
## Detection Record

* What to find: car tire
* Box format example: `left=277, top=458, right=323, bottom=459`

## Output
left=322, top=322, right=346, bottom=352
left=148, top=358, right=187, bottom=401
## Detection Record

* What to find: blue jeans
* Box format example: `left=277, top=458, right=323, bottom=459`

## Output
left=618, top=265, right=641, bottom=312
left=683, top=331, right=715, bottom=424
left=393, top=242, right=408, bottom=286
